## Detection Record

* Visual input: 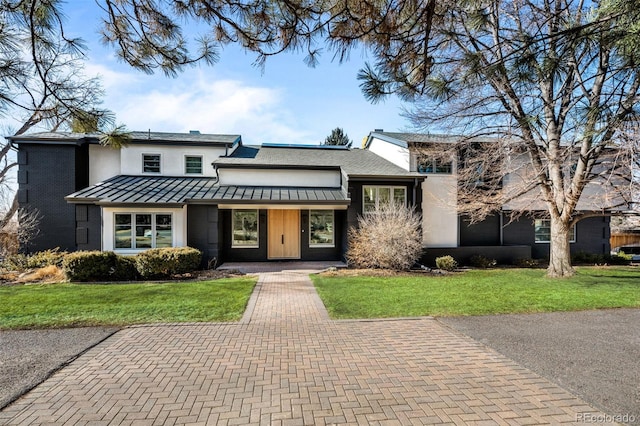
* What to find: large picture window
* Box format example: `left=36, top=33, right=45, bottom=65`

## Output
left=309, top=210, right=334, bottom=247
left=233, top=209, right=259, bottom=248
left=534, top=219, right=575, bottom=243
left=115, top=213, right=172, bottom=249
left=363, top=186, right=407, bottom=213
left=143, top=154, right=161, bottom=173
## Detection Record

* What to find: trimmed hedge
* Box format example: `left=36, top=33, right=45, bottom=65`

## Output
left=135, top=247, right=202, bottom=279
left=63, top=251, right=116, bottom=281
left=56, top=247, right=203, bottom=282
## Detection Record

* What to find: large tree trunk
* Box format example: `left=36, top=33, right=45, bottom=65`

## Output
left=547, top=215, right=575, bottom=278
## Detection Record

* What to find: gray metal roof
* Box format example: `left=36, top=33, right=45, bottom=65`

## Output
left=8, top=131, right=241, bottom=146
left=66, top=175, right=348, bottom=205
left=215, top=145, right=420, bottom=178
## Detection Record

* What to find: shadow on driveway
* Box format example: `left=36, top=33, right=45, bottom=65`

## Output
left=440, top=308, right=640, bottom=425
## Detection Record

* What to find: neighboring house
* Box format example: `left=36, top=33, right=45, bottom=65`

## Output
left=365, top=131, right=613, bottom=263
left=8, top=129, right=613, bottom=266
left=9, top=131, right=423, bottom=265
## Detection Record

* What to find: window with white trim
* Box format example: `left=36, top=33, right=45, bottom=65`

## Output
left=534, top=219, right=576, bottom=243
left=363, top=186, right=407, bottom=213
left=309, top=210, right=334, bottom=247
left=143, top=154, right=161, bottom=173
left=232, top=209, right=259, bottom=248
left=114, top=213, right=172, bottom=249
left=185, top=155, right=203, bottom=174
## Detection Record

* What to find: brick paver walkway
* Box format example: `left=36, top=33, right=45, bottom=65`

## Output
left=0, top=271, right=612, bottom=425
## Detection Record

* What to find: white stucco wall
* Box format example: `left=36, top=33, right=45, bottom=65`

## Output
left=102, top=206, right=187, bottom=253
left=218, top=168, right=341, bottom=187
left=120, top=145, right=228, bottom=177
left=421, top=176, right=459, bottom=247
left=367, top=138, right=410, bottom=171
left=89, top=145, right=121, bottom=185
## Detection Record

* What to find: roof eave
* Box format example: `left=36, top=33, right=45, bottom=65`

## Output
left=213, top=163, right=341, bottom=171
left=365, top=132, right=409, bottom=149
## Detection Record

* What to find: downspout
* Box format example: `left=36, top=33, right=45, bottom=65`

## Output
left=499, top=211, right=504, bottom=245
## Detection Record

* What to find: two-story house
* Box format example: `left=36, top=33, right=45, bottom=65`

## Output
left=9, top=129, right=613, bottom=266
left=365, top=131, right=613, bottom=263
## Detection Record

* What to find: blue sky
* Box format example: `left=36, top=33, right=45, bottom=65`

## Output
left=59, top=1, right=412, bottom=146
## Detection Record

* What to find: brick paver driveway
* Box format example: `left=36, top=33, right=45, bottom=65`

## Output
left=0, top=271, right=610, bottom=425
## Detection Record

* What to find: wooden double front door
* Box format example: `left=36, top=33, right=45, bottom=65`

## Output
left=268, top=210, right=300, bottom=259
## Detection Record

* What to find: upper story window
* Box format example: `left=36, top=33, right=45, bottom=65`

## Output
left=363, top=186, right=407, bottom=213
left=417, top=157, right=453, bottom=174
left=143, top=154, right=161, bottom=173
left=534, top=219, right=576, bottom=243
left=185, top=155, right=203, bottom=174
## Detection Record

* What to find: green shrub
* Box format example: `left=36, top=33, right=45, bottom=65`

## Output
left=62, top=251, right=119, bottom=281
left=435, top=255, right=457, bottom=271
left=134, top=247, right=202, bottom=279
left=606, top=253, right=632, bottom=265
left=112, top=256, right=139, bottom=281
left=469, top=254, right=497, bottom=269
left=614, top=251, right=633, bottom=261
left=2, top=248, right=68, bottom=272
left=572, top=251, right=606, bottom=265
left=63, top=251, right=141, bottom=282
left=514, top=258, right=542, bottom=268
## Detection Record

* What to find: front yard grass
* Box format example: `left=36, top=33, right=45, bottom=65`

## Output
left=312, top=266, right=640, bottom=319
left=0, top=277, right=257, bottom=329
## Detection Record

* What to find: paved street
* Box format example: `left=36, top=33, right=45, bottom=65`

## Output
left=0, top=271, right=612, bottom=425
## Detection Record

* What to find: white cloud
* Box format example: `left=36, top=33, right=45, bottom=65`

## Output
left=87, top=67, right=311, bottom=145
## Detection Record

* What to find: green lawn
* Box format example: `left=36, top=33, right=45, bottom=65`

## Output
left=311, top=267, right=640, bottom=319
left=0, top=277, right=257, bottom=329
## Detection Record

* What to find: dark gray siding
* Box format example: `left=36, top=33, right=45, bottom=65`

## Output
left=187, top=205, right=221, bottom=267
left=300, top=210, right=344, bottom=261
left=503, top=215, right=610, bottom=259
left=17, top=144, right=88, bottom=253
left=220, top=209, right=268, bottom=262
left=75, top=204, right=101, bottom=251
left=459, top=214, right=501, bottom=246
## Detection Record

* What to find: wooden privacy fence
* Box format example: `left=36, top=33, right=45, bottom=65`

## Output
left=610, top=233, right=640, bottom=250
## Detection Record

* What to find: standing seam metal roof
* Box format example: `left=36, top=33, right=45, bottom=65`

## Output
left=65, top=175, right=349, bottom=205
